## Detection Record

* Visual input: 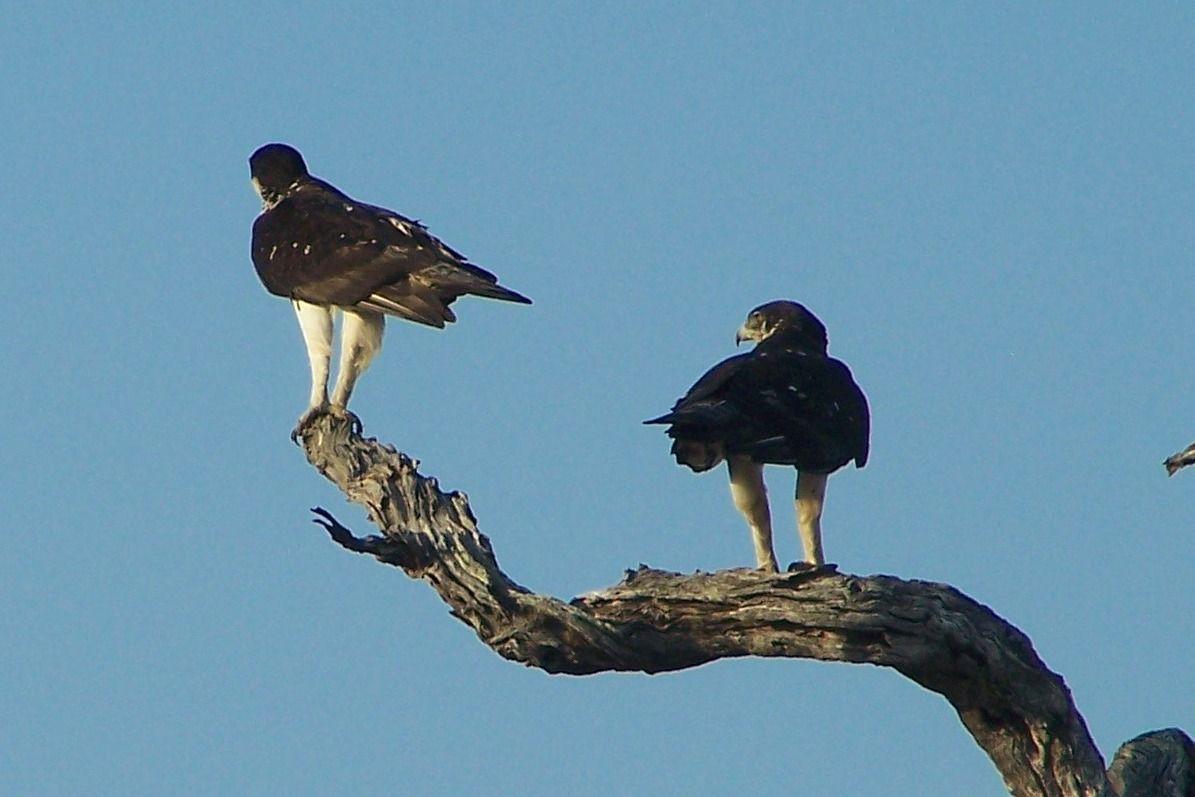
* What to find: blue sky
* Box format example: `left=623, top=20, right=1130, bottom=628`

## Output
left=2, top=3, right=1192, bottom=795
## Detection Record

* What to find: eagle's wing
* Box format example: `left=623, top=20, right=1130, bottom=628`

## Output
left=729, top=351, right=870, bottom=471
left=252, top=182, right=529, bottom=328
left=644, top=352, right=752, bottom=425
left=670, top=353, right=754, bottom=408
left=646, top=347, right=869, bottom=473
left=642, top=353, right=756, bottom=472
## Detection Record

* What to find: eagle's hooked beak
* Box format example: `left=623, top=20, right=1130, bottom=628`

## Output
left=736, top=322, right=761, bottom=347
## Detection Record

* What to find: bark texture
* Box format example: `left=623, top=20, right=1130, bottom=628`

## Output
left=1104, top=729, right=1195, bottom=797
left=295, top=414, right=1191, bottom=797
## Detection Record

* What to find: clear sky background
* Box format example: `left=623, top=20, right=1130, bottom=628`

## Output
left=2, top=3, right=1192, bottom=795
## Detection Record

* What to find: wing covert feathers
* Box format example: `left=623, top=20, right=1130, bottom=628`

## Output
left=251, top=177, right=531, bottom=324
left=647, top=340, right=869, bottom=474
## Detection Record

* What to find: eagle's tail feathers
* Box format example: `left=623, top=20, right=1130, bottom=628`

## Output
left=358, top=286, right=453, bottom=328
left=420, top=263, right=532, bottom=304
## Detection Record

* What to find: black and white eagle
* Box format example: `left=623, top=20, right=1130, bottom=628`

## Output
left=645, top=301, right=869, bottom=572
left=248, top=143, right=531, bottom=438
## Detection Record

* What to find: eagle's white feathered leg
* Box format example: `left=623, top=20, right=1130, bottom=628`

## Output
left=795, top=471, right=828, bottom=566
left=292, top=300, right=333, bottom=434
left=727, top=455, right=779, bottom=572
left=330, top=308, right=385, bottom=411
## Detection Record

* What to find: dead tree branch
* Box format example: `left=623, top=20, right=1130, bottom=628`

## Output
left=294, top=414, right=1191, bottom=797
left=1164, top=441, right=1195, bottom=476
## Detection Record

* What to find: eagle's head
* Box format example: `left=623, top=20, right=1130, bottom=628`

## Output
left=249, top=143, right=309, bottom=209
left=735, top=300, right=828, bottom=353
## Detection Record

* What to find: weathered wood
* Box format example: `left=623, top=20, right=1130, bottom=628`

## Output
left=296, top=414, right=1191, bottom=797
left=1104, top=729, right=1195, bottom=797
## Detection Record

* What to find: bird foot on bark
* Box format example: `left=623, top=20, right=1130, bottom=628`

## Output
left=786, top=561, right=837, bottom=574
left=326, top=406, right=363, bottom=436
left=291, top=406, right=362, bottom=444
left=291, top=404, right=327, bottom=444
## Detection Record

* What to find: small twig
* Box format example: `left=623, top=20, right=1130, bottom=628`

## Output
left=309, top=506, right=411, bottom=566
left=310, top=507, right=369, bottom=552
left=1164, top=441, right=1195, bottom=476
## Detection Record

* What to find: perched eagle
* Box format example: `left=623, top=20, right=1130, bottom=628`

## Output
left=249, top=143, right=531, bottom=438
left=645, top=301, right=869, bottom=572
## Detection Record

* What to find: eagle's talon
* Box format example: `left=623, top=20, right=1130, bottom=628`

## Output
left=786, top=561, right=837, bottom=574
left=326, top=406, right=363, bottom=437
left=291, top=404, right=329, bottom=444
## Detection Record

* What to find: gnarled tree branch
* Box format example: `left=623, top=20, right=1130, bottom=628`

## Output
left=295, top=414, right=1191, bottom=797
left=1164, top=441, right=1195, bottom=476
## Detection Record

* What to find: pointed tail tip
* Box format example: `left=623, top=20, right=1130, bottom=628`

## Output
left=494, top=286, right=532, bottom=304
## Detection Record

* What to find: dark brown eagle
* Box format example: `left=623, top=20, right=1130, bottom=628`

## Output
left=645, top=300, right=869, bottom=571
left=249, top=143, right=530, bottom=438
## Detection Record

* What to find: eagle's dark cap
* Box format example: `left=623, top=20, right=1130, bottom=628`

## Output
left=738, top=299, right=828, bottom=351
left=249, top=143, right=309, bottom=192
left=749, top=299, right=822, bottom=328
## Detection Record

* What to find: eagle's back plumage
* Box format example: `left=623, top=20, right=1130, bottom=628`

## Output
left=647, top=332, right=869, bottom=474
left=251, top=175, right=530, bottom=328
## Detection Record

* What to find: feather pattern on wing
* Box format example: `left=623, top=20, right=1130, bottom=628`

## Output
left=646, top=316, right=869, bottom=474
left=251, top=175, right=530, bottom=325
